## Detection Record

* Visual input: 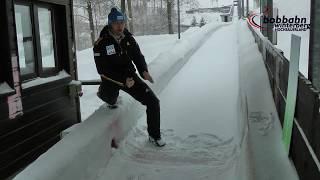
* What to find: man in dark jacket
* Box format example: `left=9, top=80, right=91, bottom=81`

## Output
left=93, top=8, right=165, bottom=147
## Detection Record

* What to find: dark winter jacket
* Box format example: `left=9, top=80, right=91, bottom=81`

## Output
left=93, top=26, right=148, bottom=83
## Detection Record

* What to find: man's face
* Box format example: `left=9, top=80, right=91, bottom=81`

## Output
left=111, top=21, right=125, bottom=35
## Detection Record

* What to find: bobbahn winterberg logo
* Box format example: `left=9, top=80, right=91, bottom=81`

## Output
left=248, top=7, right=311, bottom=32
left=264, top=15, right=310, bottom=31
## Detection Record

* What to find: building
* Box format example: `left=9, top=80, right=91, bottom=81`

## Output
left=0, top=0, right=81, bottom=178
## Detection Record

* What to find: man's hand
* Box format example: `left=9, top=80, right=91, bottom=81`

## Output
left=143, top=71, right=154, bottom=83
left=125, top=77, right=135, bottom=88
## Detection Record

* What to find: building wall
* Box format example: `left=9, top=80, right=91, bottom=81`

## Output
left=0, top=0, right=80, bottom=178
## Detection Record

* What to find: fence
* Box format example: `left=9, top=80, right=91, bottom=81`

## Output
left=247, top=22, right=320, bottom=179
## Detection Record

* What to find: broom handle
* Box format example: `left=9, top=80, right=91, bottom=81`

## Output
left=100, top=74, right=125, bottom=87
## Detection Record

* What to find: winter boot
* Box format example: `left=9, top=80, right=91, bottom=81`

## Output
left=149, top=136, right=166, bottom=147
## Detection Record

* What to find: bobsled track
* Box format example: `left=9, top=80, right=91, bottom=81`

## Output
left=13, top=9, right=299, bottom=180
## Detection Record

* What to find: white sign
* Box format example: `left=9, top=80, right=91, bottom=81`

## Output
left=106, top=44, right=116, bottom=55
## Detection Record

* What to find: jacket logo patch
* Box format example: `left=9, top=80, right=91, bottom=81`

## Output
left=106, top=44, right=116, bottom=55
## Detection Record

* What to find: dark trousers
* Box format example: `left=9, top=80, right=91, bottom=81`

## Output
left=98, top=75, right=161, bottom=139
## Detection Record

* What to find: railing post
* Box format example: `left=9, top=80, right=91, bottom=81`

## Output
left=308, top=0, right=320, bottom=90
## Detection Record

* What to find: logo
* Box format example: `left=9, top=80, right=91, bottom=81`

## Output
left=117, top=16, right=124, bottom=21
left=247, top=7, right=311, bottom=32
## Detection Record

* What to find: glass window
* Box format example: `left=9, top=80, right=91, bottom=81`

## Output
left=14, top=4, right=36, bottom=75
left=38, top=7, right=56, bottom=69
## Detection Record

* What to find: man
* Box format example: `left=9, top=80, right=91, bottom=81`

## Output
left=93, top=8, right=165, bottom=147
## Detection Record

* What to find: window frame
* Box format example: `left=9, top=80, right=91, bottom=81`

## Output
left=14, top=1, right=39, bottom=81
left=34, top=3, right=59, bottom=77
left=14, top=0, right=59, bottom=82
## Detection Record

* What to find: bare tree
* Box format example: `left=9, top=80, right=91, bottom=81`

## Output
left=167, top=0, right=173, bottom=34
left=127, top=0, right=134, bottom=32
left=86, top=1, right=95, bottom=45
left=121, top=0, right=126, bottom=13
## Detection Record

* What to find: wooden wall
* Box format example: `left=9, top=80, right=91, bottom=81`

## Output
left=0, top=0, right=80, bottom=178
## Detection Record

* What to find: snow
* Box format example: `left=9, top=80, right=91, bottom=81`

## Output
left=14, top=20, right=228, bottom=180
left=96, top=12, right=298, bottom=180
left=97, top=19, right=242, bottom=180
left=237, top=19, right=299, bottom=180
left=76, top=34, right=178, bottom=120
left=77, top=22, right=226, bottom=120
left=0, top=82, right=14, bottom=95
left=21, top=70, right=71, bottom=89
left=14, top=6, right=299, bottom=180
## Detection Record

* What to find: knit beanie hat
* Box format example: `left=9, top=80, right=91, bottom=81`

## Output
left=108, top=7, right=125, bottom=25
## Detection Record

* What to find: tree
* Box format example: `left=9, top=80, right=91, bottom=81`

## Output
left=121, top=0, right=126, bottom=14
left=127, top=0, right=134, bottom=32
left=199, top=17, right=206, bottom=27
left=86, top=1, right=95, bottom=45
left=167, top=0, right=173, bottom=34
left=191, top=16, right=197, bottom=26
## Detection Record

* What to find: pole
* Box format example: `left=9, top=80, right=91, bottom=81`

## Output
left=308, top=0, right=320, bottom=89
left=242, top=0, right=245, bottom=17
left=267, top=0, right=273, bottom=42
left=178, top=0, right=181, bottom=39
left=246, top=0, right=249, bottom=17
left=282, top=34, right=301, bottom=154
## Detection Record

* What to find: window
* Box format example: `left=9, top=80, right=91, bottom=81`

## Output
left=14, top=2, right=58, bottom=81
left=38, top=7, right=56, bottom=69
left=14, top=4, right=36, bottom=76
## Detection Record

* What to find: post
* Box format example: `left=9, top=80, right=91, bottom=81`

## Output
left=167, top=0, right=173, bottom=34
left=282, top=34, right=301, bottom=154
left=178, top=0, right=181, bottom=39
left=260, top=0, right=265, bottom=36
left=260, top=0, right=273, bottom=41
left=127, top=0, right=134, bottom=33
left=238, top=0, right=242, bottom=19
left=246, top=0, right=249, bottom=17
left=308, top=0, right=320, bottom=90
left=242, top=0, right=245, bottom=17
left=267, top=0, right=273, bottom=42
left=86, top=1, right=95, bottom=45
left=121, top=0, right=126, bottom=14
left=272, top=7, right=278, bottom=45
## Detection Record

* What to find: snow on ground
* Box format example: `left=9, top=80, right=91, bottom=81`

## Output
left=14, top=21, right=228, bottom=180
left=237, top=19, right=299, bottom=180
left=77, top=34, right=178, bottom=81
left=76, top=34, right=178, bottom=120
left=15, top=6, right=299, bottom=180
left=77, top=19, right=224, bottom=121
left=94, top=10, right=298, bottom=180
left=97, top=18, right=242, bottom=180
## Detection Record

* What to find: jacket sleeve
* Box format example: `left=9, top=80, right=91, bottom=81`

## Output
left=127, top=36, right=148, bottom=78
left=93, top=38, right=105, bottom=75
